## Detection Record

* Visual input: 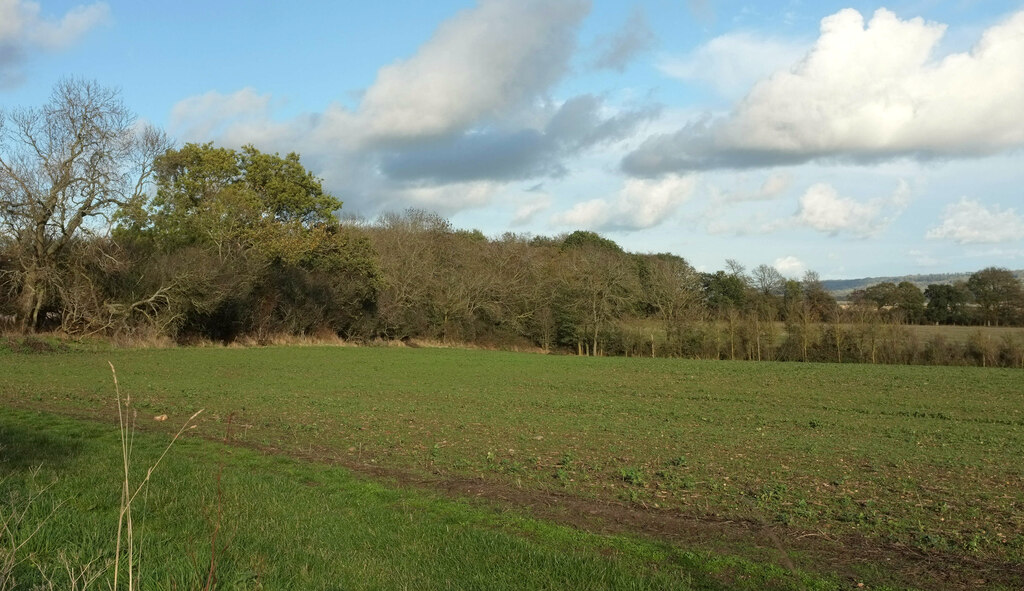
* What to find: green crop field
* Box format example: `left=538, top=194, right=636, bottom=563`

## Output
left=2, top=345, right=1022, bottom=589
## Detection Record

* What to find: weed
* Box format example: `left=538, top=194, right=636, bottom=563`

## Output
left=620, top=467, right=646, bottom=487
left=621, top=488, right=643, bottom=504
left=754, top=483, right=788, bottom=505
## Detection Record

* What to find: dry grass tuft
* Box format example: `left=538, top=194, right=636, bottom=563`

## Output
left=109, top=362, right=202, bottom=590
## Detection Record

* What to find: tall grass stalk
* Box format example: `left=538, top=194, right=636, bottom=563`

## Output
left=109, top=362, right=202, bottom=590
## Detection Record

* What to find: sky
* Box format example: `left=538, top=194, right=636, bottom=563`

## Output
left=2, top=0, right=1023, bottom=279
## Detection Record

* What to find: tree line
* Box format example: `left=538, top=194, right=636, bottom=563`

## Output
left=2, top=81, right=1023, bottom=367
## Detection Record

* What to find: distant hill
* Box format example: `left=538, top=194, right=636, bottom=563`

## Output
left=823, top=270, right=1024, bottom=299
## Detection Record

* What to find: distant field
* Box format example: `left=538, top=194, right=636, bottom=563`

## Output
left=624, top=319, right=1024, bottom=351
left=905, top=324, right=1024, bottom=345
left=2, top=346, right=1023, bottom=589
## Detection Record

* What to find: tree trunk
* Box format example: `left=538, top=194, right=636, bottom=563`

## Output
left=17, top=266, right=45, bottom=333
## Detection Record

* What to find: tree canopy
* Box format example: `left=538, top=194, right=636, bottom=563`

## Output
left=0, top=79, right=168, bottom=330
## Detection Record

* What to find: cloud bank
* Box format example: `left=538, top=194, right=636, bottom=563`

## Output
left=169, top=0, right=657, bottom=216
left=625, top=8, right=1024, bottom=175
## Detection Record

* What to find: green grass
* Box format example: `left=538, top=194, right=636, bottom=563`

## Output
left=1, top=345, right=1023, bottom=588
left=1, top=408, right=832, bottom=590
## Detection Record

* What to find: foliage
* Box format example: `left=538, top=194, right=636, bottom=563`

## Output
left=559, top=230, right=622, bottom=253
left=852, top=281, right=925, bottom=323
left=967, top=267, right=1024, bottom=326
left=112, top=142, right=379, bottom=341
left=0, top=79, right=168, bottom=331
left=4, top=84, right=1024, bottom=355
left=700, top=271, right=747, bottom=313
left=924, top=283, right=971, bottom=325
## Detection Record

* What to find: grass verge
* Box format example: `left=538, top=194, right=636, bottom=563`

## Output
left=0, top=408, right=843, bottom=590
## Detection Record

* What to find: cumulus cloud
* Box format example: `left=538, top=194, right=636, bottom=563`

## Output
left=0, top=0, right=109, bottom=88
left=773, top=256, right=805, bottom=278
left=551, top=174, right=696, bottom=230
left=358, top=0, right=588, bottom=143
left=551, top=198, right=612, bottom=229
left=926, top=198, right=1024, bottom=244
left=625, top=8, right=1024, bottom=175
left=167, top=0, right=656, bottom=217
left=592, top=7, right=655, bottom=72
left=658, top=32, right=805, bottom=98
left=796, top=180, right=910, bottom=237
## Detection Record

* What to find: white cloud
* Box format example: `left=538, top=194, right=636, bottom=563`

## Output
left=796, top=180, right=910, bottom=237
left=169, top=88, right=273, bottom=142
left=617, top=174, right=697, bottom=229
left=551, top=198, right=612, bottom=229
left=759, top=172, right=791, bottom=198
left=773, top=256, right=805, bottom=278
left=926, top=198, right=1024, bottom=244
left=512, top=194, right=551, bottom=226
left=165, top=1, right=655, bottom=218
left=21, top=2, right=108, bottom=50
left=658, top=32, right=806, bottom=98
left=391, top=181, right=500, bottom=216
left=358, top=0, right=588, bottom=143
left=626, top=8, right=1024, bottom=174
left=0, top=0, right=109, bottom=87
left=551, top=174, right=696, bottom=230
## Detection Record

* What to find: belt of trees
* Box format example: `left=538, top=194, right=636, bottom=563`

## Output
left=2, top=80, right=1023, bottom=367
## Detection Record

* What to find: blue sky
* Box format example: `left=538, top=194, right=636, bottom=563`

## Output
left=3, top=0, right=1023, bottom=279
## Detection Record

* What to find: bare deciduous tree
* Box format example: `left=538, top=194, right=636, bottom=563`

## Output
left=0, top=78, right=168, bottom=331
